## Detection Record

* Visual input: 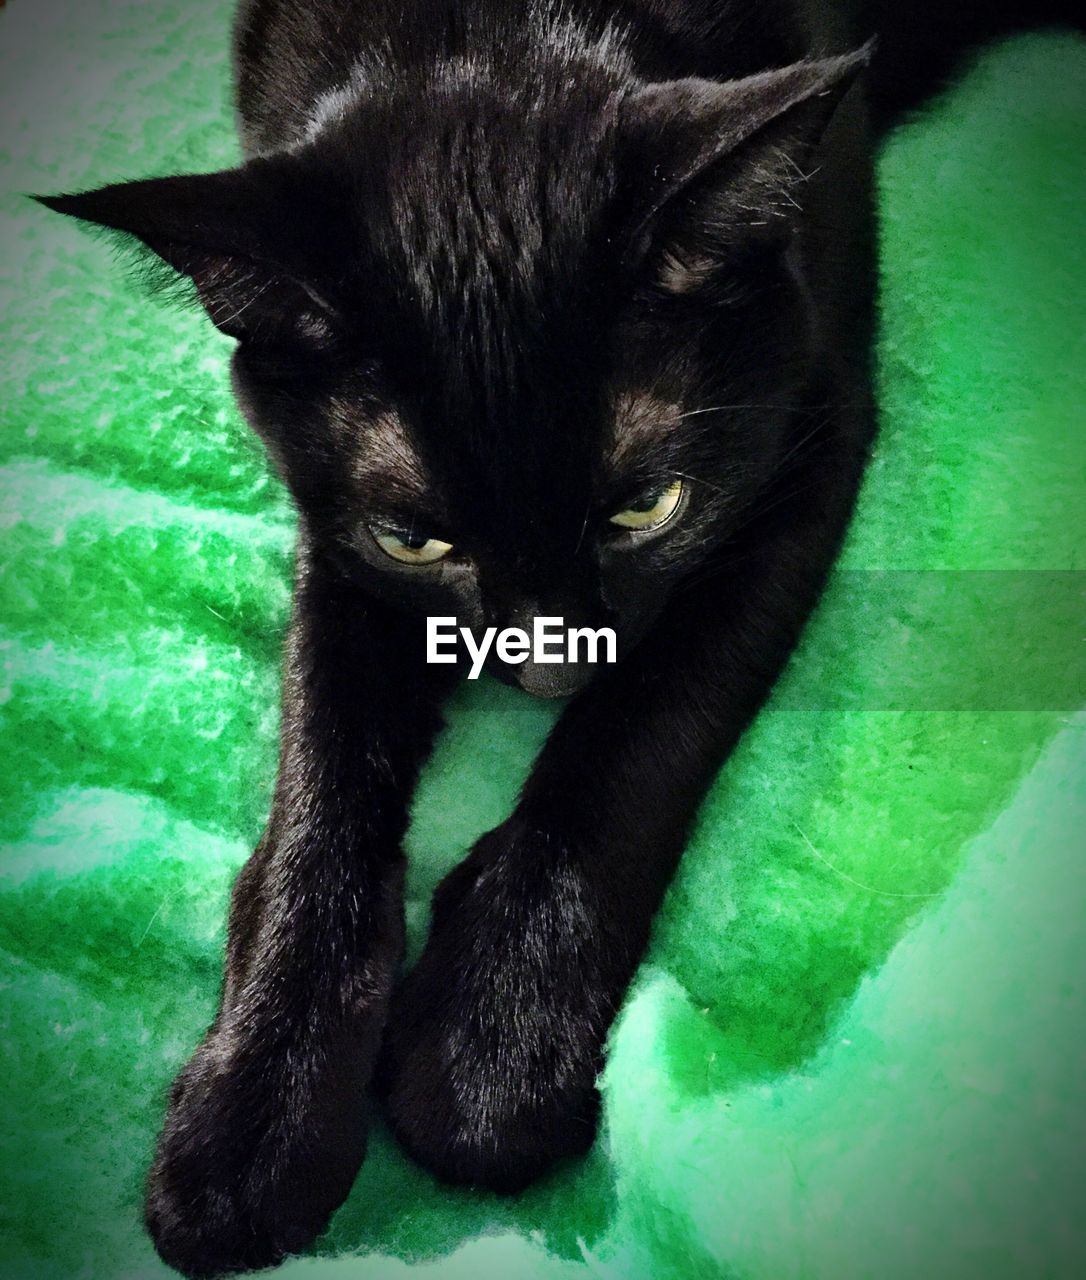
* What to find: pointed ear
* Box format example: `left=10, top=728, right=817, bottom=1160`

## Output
left=35, top=163, right=341, bottom=346
left=620, top=42, right=874, bottom=293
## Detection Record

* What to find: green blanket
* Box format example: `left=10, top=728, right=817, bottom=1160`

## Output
left=1, top=4, right=1083, bottom=1277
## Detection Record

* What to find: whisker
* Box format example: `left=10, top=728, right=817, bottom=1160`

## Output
left=731, top=476, right=825, bottom=534
left=772, top=412, right=836, bottom=473
left=675, top=403, right=803, bottom=421
left=670, top=470, right=736, bottom=499
left=677, top=396, right=866, bottom=426
left=574, top=498, right=592, bottom=554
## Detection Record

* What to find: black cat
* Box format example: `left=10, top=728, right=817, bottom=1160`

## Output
left=36, top=1, right=1078, bottom=1276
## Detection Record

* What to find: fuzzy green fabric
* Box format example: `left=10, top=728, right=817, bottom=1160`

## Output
left=1, top=3, right=1084, bottom=1277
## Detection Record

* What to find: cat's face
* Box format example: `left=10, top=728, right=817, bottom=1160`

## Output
left=41, top=47, right=867, bottom=695
left=230, top=232, right=808, bottom=697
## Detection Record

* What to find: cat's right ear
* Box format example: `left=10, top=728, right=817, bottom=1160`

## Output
left=35, top=162, right=341, bottom=347
left=619, top=43, right=874, bottom=293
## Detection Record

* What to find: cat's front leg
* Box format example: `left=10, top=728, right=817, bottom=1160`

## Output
left=145, top=539, right=453, bottom=1278
left=380, top=434, right=869, bottom=1192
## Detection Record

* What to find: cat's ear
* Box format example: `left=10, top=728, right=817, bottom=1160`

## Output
left=620, top=42, right=874, bottom=293
left=35, top=162, right=340, bottom=346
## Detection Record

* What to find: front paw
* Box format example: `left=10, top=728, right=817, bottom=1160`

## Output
left=379, top=825, right=620, bottom=1193
left=146, top=1023, right=371, bottom=1278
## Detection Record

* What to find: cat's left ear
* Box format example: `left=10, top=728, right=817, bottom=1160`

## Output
left=620, top=42, right=874, bottom=293
left=36, top=160, right=342, bottom=346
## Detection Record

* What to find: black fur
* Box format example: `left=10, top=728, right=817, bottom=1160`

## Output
left=36, top=1, right=1078, bottom=1275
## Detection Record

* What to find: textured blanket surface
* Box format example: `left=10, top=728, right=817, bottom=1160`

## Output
left=1, top=4, right=1084, bottom=1277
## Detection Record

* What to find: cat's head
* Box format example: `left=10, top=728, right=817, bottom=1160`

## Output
left=40, top=42, right=870, bottom=696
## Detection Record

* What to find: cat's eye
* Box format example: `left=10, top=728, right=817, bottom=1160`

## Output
left=370, top=523, right=454, bottom=565
left=608, top=478, right=684, bottom=532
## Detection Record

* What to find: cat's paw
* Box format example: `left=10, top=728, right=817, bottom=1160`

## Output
left=145, top=1023, right=370, bottom=1278
left=379, top=823, right=618, bottom=1193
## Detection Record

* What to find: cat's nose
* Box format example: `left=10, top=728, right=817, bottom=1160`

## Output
left=513, top=657, right=595, bottom=699
left=490, top=595, right=612, bottom=699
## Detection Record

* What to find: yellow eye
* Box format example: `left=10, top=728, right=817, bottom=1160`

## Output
left=609, top=478, right=683, bottom=531
left=371, top=524, right=454, bottom=565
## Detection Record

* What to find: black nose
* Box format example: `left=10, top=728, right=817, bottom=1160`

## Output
left=486, top=594, right=614, bottom=699
left=512, top=656, right=596, bottom=699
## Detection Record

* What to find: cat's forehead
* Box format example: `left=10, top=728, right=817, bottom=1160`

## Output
left=310, top=51, right=689, bottom=528
left=334, top=88, right=630, bottom=484
left=375, top=84, right=621, bottom=313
